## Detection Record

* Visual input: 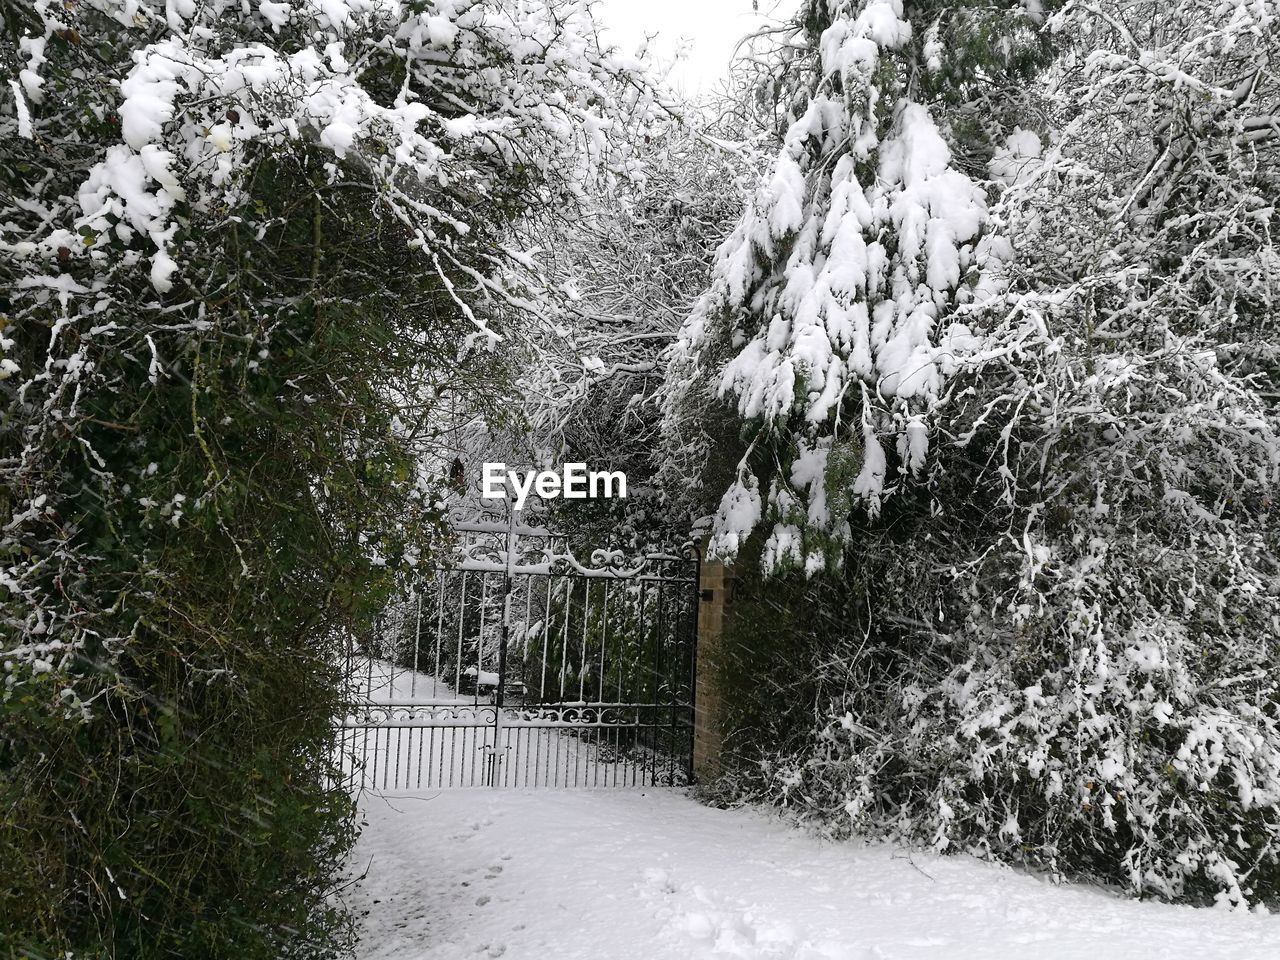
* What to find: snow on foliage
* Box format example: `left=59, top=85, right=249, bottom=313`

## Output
left=1, top=0, right=657, bottom=702
left=685, top=0, right=1280, bottom=907
left=7, top=0, right=653, bottom=334
left=663, top=0, right=1009, bottom=573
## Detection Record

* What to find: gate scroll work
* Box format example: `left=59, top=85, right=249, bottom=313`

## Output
left=339, top=517, right=700, bottom=789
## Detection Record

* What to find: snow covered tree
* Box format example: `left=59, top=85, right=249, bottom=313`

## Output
left=503, top=114, right=766, bottom=546
left=670, top=0, right=1280, bottom=906
left=0, top=1, right=656, bottom=953
left=661, top=0, right=1053, bottom=571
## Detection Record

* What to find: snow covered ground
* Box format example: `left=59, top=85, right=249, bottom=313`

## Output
left=345, top=787, right=1279, bottom=960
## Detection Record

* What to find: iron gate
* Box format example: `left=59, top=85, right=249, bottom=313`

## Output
left=339, top=516, right=699, bottom=789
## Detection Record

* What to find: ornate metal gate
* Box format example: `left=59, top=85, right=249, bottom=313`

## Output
left=340, top=516, right=699, bottom=789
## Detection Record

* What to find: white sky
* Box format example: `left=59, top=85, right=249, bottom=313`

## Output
left=593, top=0, right=798, bottom=96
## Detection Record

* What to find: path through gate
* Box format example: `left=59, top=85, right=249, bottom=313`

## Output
left=340, top=516, right=699, bottom=789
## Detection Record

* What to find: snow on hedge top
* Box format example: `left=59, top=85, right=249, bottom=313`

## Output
left=13, top=0, right=655, bottom=304
left=666, top=0, right=1005, bottom=569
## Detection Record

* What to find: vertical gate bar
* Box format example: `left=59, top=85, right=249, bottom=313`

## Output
left=455, top=571, right=466, bottom=694
left=678, top=565, right=685, bottom=777
left=640, top=578, right=650, bottom=788
left=542, top=570, right=552, bottom=788
left=393, top=726, right=402, bottom=789
left=656, top=576, right=668, bottom=784
left=669, top=579, right=684, bottom=785
left=507, top=725, right=515, bottom=788
left=535, top=724, right=544, bottom=788
left=534, top=725, right=542, bottom=788
left=558, top=579, right=571, bottom=702
left=660, top=571, right=671, bottom=785
left=683, top=564, right=697, bottom=782
left=616, top=583, right=626, bottom=703
left=372, top=726, right=381, bottom=791
left=412, top=589, right=421, bottom=699
left=660, top=575, right=669, bottom=785
left=667, top=703, right=676, bottom=786
left=619, top=718, right=627, bottom=787
left=416, top=721, right=425, bottom=789
left=619, top=585, right=631, bottom=787
left=521, top=573, right=534, bottom=693
left=427, top=721, right=437, bottom=788
left=687, top=551, right=699, bottom=782
left=619, top=720, right=627, bottom=787
left=579, top=577, right=590, bottom=704
left=642, top=585, right=654, bottom=787
left=504, top=721, right=514, bottom=788
left=364, top=654, right=374, bottom=787
left=660, top=577, right=671, bottom=782
left=492, top=506, right=515, bottom=788
left=527, top=726, right=535, bottom=786
left=595, top=580, right=608, bottom=789
left=477, top=572, right=489, bottom=785
left=364, top=727, right=371, bottom=792
left=469, top=725, right=477, bottom=787
left=434, top=573, right=445, bottom=699
left=648, top=578, right=658, bottom=785
left=600, top=580, right=611, bottom=709
left=553, top=718, right=561, bottom=788
left=477, top=574, right=490, bottom=708
left=606, top=721, right=614, bottom=787
left=577, top=578, right=589, bottom=788
left=540, top=575, right=552, bottom=703
left=632, top=580, right=648, bottom=787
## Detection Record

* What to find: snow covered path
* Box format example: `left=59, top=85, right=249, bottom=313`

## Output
left=347, top=789, right=1278, bottom=960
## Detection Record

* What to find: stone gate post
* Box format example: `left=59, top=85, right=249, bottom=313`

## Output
left=693, top=543, right=733, bottom=782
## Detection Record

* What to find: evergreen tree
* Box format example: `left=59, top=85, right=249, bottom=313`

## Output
left=661, top=0, right=1052, bottom=571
